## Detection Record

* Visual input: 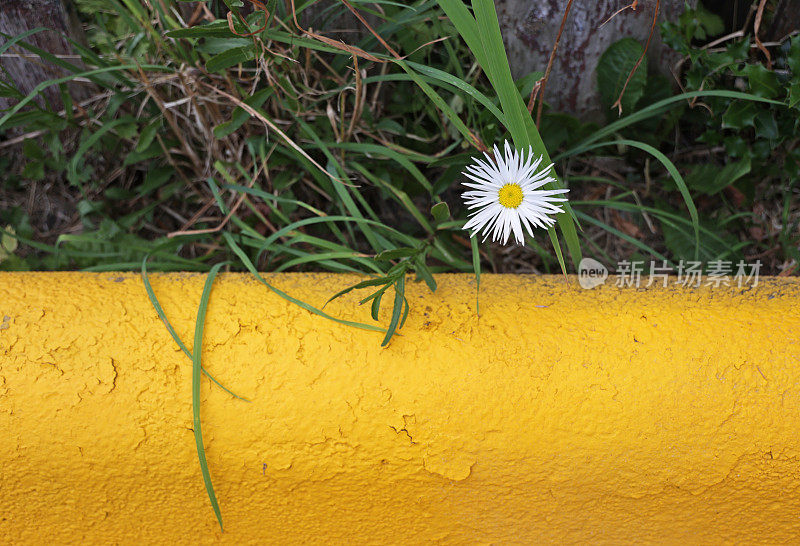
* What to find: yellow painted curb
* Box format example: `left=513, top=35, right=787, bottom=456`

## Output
left=2, top=272, right=800, bottom=543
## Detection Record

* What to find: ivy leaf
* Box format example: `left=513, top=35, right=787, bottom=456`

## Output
left=754, top=110, right=779, bottom=140
left=679, top=3, right=724, bottom=41
left=788, top=36, right=800, bottom=76
left=722, top=101, right=758, bottom=130
left=788, top=81, right=800, bottom=109
left=742, top=64, right=780, bottom=99
left=596, top=38, right=648, bottom=117
left=685, top=158, right=751, bottom=195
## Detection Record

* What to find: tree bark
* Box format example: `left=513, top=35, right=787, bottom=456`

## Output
left=303, top=0, right=694, bottom=121
left=496, top=0, right=695, bottom=121
left=0, top=0, right=92, bottom=111
left=766, top=0, right=800, bottom=42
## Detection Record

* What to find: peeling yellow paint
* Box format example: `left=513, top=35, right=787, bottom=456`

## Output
left=1, top=272, right=800, bottom=543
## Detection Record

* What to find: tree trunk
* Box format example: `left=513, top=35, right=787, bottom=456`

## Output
left=0, top=0, right=92, bottom=111
left=496, top=0, right=694, bottom=121
left=303, top=0, right=694, bottom=122
left=767, top=0, right=800, bottom=42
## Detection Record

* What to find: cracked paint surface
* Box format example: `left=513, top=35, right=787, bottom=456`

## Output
left=1, top=272, right=800, bottom=543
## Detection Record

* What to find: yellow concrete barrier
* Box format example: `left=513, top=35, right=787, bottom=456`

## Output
left=1, top=272, right=800, bottom=543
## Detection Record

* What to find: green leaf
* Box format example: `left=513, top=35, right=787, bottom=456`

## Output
left=213, top=88, right=273, bottom=138
left=381, top=275, right=405, bottom=347
left=722, top=101, right=758, bottom=130
left=431, top=202, right=450, bottom=224
left=1, top=226, right=18, bottom=254
left=679, top=3, right=724, bottom=41
left=324, top=276, right=393, bottom=305
left=685, top=157, right=751, bottom=195
left=787, top=81, right=800, bottom=109
left=135, top=118, right=161, bottom=153
left=196, top=37, right=253, bottom=54
left=415, top=261, right=437, bottom=292
left=742, top=64, right=780, bottom=99
left=375, top=247, right=417, bottom=261
left=596, top=38, right=647, bottom=116
left=787, top=36, right=800, bottom=76
left=206, top=46, right=256, bottom=72
left=191, top=262, right=226, bottom=531
left=138, top=167, right=175, bottom=197
left=754, top=110, right=778, bottom=140
left=166, top=21, right=235, bottom=39
left=371, top=290, right=383, bottom=321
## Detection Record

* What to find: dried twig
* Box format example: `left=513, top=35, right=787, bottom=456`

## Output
left=226, top=0, right=271, bottom=37
left=612, top=0, right=659, bottom=116
left=345, top=55, right=365, bottom=141
left=535, top=0, right=574, bottom=128
left=136, top=65, right=202, bottom=166
left=288, top=0, right=386, bottom=62
left=333, top=0, right=486, bottom=152
left=754, top=0, right=773, bottom=69
left=168, top=163, right=265, bottom=238
left=338, top=0, right=401, bottom=59
left=200, top=80, right=355, bottom=186
left=600, top=0, right=639, bottom=28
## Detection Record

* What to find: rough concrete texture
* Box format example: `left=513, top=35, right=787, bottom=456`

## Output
left=497, top=0, right=693, bottom=120
left=1, top=272, right=800, bottom=543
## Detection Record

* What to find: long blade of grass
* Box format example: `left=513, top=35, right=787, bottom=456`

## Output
left=470, top=236, right=481, bottom=315
left=141, top=253, right=249, bottom=401
left=554, top=90, right=784, bottom=162
left=573, top=211, right=672, bottom=263
left=578, top=139, right=700, bottom=260
left=191, top=261, right=226, bottom=531
left=395, top=59, right=480, bottom=149
left=222, top=232, right=387, bottom=334
left=381, top=274, right=405, bottom=347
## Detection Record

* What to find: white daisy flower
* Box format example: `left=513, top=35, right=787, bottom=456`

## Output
left=461, top=140, right=569, bottom=245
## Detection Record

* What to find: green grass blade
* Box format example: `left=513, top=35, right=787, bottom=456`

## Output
left=381, top=275, right=406, bottom=347
left=222, top=232, right=387, bottom=334
left=579, top=139, right=700, bottom=260
left=470, top=236, right=480, bottom=315
left=554, top=90, right=784, bottom=162
left=395, top=59, right=478, bottom=148
left=574, top=211, right=671, bottom=263
left=191, top=262, right=226, bottom=532
left=141, top=254, right=249, bottom=402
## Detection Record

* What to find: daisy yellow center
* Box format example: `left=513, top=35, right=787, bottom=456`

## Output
left=498, top=183, right=523, bottom=209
